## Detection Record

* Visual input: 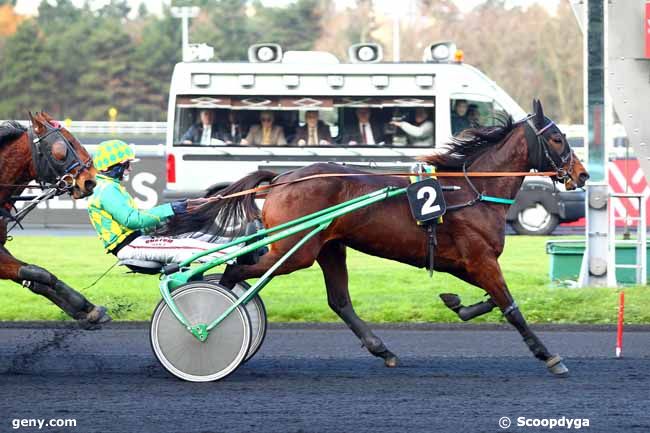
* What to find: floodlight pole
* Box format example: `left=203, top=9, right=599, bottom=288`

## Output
left=171, top=6, right=200, bottom=62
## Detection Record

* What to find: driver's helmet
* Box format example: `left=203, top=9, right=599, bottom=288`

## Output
left=93, top=140, right=136, bottom=172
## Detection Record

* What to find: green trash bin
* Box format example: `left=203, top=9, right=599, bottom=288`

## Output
left=546, top=239, right=648, bottom=285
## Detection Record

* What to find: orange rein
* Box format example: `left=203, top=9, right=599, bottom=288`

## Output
left=206, top=171, right=557, bottom=202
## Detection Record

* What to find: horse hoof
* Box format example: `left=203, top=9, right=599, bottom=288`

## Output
left=439, top=293, right=461, bottom=311
left=383, top=353, right=400, bottom=368
left=546, top=355, right=569, bottom=377
left=78, top=306, right=112, bottom=330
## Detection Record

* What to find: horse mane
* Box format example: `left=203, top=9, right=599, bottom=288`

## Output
left=0, top=121, right=27, bottom=148
left=417, top=113, right=516, bottom=170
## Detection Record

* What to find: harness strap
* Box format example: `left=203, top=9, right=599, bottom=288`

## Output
left=480, top=195, right=516, bottom=205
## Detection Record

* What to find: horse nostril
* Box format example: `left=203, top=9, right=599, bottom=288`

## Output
left=579, top=172, right=589, bottom=185
left=85, top=179, right=97, bottom=192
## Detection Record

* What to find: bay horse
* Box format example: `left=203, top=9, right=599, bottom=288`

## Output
left=0, top=112, right=110, bottom=328
left=167, top=100, right=589, bottom=376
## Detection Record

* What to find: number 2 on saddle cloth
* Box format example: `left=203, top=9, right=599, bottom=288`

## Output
left=407, top=165, right=447, bottom=276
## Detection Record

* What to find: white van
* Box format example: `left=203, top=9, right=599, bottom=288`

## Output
left=164, top=42, right=583, bottom=234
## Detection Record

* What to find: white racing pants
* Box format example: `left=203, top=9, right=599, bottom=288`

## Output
left=116, top=235, right=240, bottom=264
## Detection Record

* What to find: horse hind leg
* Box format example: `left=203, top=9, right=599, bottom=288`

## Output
left=317, top=241, right=399, bottom=368
left=220, top=240, right=320, bottom=289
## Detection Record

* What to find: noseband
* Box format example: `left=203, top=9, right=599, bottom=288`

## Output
left=525, top=116, right=574, bottom=182
left=28, top=124, right=93, bottom=194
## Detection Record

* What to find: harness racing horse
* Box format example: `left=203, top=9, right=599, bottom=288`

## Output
left=167, top=100, right=589, bottom=376
left=0, top=112, right=110, bottom=328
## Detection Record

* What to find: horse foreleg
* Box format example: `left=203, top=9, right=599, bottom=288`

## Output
left=438, top=268, right=497, bottom=321
left=318, top=241, right=399, bottom=368
left=439, top=293, right=497, bottom=321
left=0, top=248, right=110, bottom=329
left=465, top=256, right=569, bottom=377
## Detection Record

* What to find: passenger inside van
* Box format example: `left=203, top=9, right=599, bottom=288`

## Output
left=241, top=111, right=287, bottom=146
left=467, top=104, right=481, bottom=128
left=390, top=107, right=434, bottom=147
left=181, top=109, right=225, bottom=145
left=451, top=99, right=471, bottom=136
left=220, top=111, right=243, bottom=144
left=340, top=107, right=385, bottom=145
left=293, top=111, right=332, bottom=146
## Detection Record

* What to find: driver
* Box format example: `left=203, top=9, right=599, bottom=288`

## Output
left=87, top=140, right=237, bottom=264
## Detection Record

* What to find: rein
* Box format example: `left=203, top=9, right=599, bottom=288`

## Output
left=204, top=170, right=557, bottom=203
left=5, top=188, right=59, bottom=233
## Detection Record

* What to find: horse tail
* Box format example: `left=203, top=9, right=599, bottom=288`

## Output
left=159, top=170, right=277, bottom=237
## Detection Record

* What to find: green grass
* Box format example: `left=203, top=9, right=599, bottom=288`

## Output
left=1, top=235, right=648, bottom=324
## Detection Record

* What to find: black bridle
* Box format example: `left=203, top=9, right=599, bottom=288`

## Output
left=1, top=121, right=93, bottom=233
left=28, top=122, right=93, bottom=193
left=524, top=115, right=575, bottom=183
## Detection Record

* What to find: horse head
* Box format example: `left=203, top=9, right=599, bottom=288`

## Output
left=28, top=112, right=97, bottom=199
left=527, top=99, right=589, bottom=190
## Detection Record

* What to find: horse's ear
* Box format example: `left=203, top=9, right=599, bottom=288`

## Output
left=533, top=99, right=545, bottom=129
left=39, top=111, right=59, bottom=128
left=29, top=111, right=47, bottom=135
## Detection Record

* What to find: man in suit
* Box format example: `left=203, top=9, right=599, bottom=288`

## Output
left=180, top=109, right=225, bottom=145
left=292, top=111, right=332, bottom=146
left=241, top=111, right=287, bottom=146
left=220, top=111, right=243, bottom=144
left=341, top=107, right=385, bottom=145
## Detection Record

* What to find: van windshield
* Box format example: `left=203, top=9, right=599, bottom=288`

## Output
left=173, top=95, right=435, bottom=148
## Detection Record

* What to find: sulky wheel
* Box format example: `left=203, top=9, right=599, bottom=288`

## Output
left=150, top=282, right=251, bottom=382
left=204, top=274, right=267, bottom=362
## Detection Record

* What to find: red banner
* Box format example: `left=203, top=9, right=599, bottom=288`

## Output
left=563, top=159, right=650, bottom=228
left=646, top=2, right=650, bottom=58
left=609, top=159, right=649, bottom=226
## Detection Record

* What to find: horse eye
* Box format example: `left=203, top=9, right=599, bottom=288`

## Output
left=51, top=141, right=68, bottom=161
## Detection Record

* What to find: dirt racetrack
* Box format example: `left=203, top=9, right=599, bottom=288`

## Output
left=1, top=323, right=649, bottom=433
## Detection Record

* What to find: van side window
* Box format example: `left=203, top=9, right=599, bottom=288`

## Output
left=173, top=96, right=432, bottom=147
